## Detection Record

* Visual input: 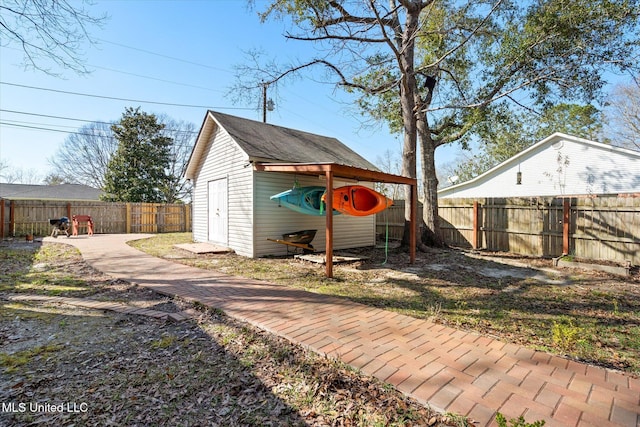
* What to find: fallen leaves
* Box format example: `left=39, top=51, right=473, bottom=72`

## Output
left=1, top=240, right=462, bottom=426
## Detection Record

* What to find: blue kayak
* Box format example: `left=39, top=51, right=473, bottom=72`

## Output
left=270, top=186, right=340, bottom=216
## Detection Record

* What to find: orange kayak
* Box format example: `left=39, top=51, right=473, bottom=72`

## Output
left=322, top=185, right=393, bottom=216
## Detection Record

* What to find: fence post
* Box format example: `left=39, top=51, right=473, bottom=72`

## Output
left=9, top=200, right=16, bottom=237
left=562, top=199, right=570, bottom=255
left=184, top=204, right=191, bottom=232
left=126, top=203, right=131, bottom=234
left=0, top=198, right=4, bottom=238
left=472, top=201, right=479, bottom=249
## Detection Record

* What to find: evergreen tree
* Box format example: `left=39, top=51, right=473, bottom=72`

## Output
left=102, top=107, right=172, bottom=203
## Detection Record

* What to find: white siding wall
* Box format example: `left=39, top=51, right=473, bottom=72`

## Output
left=191, top=126, right=254, bottom=257
left=253, top=172, right=376, bottom=257
left=440, top=138, right=640, bottom=198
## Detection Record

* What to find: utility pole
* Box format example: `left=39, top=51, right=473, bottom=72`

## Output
left=262, top=82, right=274, bottom=123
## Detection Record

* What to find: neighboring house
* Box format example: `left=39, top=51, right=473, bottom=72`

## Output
left=0, top=183, right=104, bottom=201
left=438, top=133, right=640, bottom=199
left=185, top=110, right=381, bottom=257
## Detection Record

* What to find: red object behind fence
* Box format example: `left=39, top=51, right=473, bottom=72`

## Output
left=72, top=215, right=94, bottom=236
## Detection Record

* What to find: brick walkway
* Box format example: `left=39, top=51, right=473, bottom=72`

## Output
left=50, top=234, right=640, bottom=427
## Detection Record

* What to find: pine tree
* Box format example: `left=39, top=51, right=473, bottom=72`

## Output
left=102, top=107, right=172, bottom=203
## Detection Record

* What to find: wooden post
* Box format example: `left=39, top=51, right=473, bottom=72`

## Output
left=473, top=201, right=479, bottom=249
left=9, top=200, right=15, bottom=237
left=325, top=171, right=334, bottom=278
left=66, top=202, right=71, bottom=220
left=0, top=198, right=4, bottom=239
left=410, top=183, right=417, bottom=263
left=563, top=199, right=570, bottom=255
left=182, top=203, right=191, bottom=232
left=126, top=203, right=131, bottom=234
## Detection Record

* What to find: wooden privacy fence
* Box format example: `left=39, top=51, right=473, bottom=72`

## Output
left=0, top=199, right=192, bottom=238
left=378, top=195, right=640, bottom=265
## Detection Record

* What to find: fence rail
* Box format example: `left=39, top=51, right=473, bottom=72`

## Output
left=377, top=195, right=640, bottom=265
left=0, top=199, right=191, bottom=238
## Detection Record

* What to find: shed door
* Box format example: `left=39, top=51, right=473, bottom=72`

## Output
left=208, top=178, right=228, bottom=244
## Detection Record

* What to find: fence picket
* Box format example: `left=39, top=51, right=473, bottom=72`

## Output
left=0, top=199, right=191, bottom=238
left=378, top=195, right=639, bottom=265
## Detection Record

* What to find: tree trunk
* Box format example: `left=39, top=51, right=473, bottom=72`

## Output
left=397, top=6, right=422, bottom=249
left=400, top=112, right=417, bottom=248
left=418, top=122, right=445, bottom=247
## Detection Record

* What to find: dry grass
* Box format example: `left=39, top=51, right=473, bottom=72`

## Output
left=0, top=240, right=462, bottom=426
left=130, top=233, right=640, bottom=376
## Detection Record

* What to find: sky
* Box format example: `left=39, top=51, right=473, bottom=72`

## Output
left=0, top=0, right=463, bottom=183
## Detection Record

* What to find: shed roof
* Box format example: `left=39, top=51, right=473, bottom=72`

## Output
left=0, top=183, right=104, bottom=200
left=185, top=111, right=378, bottom=180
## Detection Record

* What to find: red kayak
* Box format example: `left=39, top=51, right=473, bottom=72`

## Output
left=322, top=185, right=393, bottom=216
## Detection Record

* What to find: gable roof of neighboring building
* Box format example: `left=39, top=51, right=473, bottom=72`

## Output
left=0, top=183, right=104, bottom=200
left=438, top=132, right=640, bottom=198
left=185, top=110, right=378, bottom=180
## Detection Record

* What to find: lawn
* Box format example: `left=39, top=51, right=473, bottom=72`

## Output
left=0, top=240, right=462, bottom=426
left=130, top=232, right=640, bottom=376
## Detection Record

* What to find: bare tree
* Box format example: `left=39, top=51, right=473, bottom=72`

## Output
left=48, top=121, right=117, bottom=189
left=0, top=0, right=107, bottom=75
left=0, top=159, right=9, bottom=180
left=375, top=148, right=407, bottom=201
left=48, top=113, right=196, bottom=201
left=0, top=166, right=43, bottom=184
left=157, top=115, right=197, bottom=203
left=236, top=0, right=639, bottom=249
left=605, top=82, right=640, bottom=151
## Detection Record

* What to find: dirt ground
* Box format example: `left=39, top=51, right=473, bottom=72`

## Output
left=2, top=238, right=638, bottom=427
left=0, top=241, right=461, bottom=427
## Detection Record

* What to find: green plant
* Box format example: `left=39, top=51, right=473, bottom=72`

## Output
left=552, top=318, right=584, bottom=352
left=496, top=412, right=546, bottom=427
left=0, top=344, right=64, bottom=373
left=150, top=335, right=177, bottom=349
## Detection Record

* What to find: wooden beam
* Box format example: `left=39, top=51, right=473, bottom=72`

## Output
left=325, top=171, right=334, bottom=278
left=254, top=162, right=416, bottom=185
left=410, top=183, right=417, bottom=263
left=563, top=199, right=570, bottom=255
left=253, top=161, right=418, bottom=277
left=0, top=198, right=4, bottom=238
left=9, top=200, right=15, bottom=237
left=473, top=201, right=479, bottom=250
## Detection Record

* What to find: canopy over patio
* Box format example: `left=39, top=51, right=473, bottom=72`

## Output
left=253, top=162, right=417, bottom=278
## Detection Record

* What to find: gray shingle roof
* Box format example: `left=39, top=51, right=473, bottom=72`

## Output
left=209, top=111, right=378, bottom=170
left=0, top=183, right=104, bottom=200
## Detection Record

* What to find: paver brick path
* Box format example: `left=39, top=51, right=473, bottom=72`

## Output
left=51, top=234, right=640, bottom=427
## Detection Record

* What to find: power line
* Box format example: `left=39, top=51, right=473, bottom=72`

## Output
left=96, top=38, right=233, bottom=74
left=0, top=109, right=199, bottom=134
left=89, top=64, right=225, bottom=93
left=0, top=109, right=104, bottom=124
left=0, top=121, right=196, bottom=148
left=2, top=43, right=225, bottom=94
left=0, top=81, right=253, bottom=110
left=0, top=121, right=98, bottom=137
left=1, top=119, right=81, bottom=131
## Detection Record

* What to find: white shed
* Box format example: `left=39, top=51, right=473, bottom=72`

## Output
left=438, top=133, right=640, bottom=199
left=184, top=111, right=383, bottom=257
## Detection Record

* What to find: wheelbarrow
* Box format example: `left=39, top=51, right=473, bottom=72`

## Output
left=267, top=229, right=317, bottom=254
